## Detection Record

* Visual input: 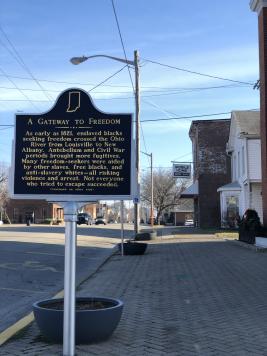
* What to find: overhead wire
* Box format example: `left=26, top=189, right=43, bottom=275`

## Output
left=0, top=66, right=39, bottom=111
left=140, top=123, right=150, bottom=165
left=88, top=65, right=128, bottom=92
left=143, top=58, right=255, bottom=86
left=172, top=152, right=192, bottom=161
left=142, top=98, right=191, bottom=121
left=0, top=72, right=254, bottom=91
left=110, top=0, right=135, bottom=92
left=139, top=110, right=259, bottom=123
left=0, top=24, right=53, bottom=101
left=110, top=0, right=151, bottom=162
left=0, top=83, right=251, bottom=99
left=0, top=65, right=129, bottom=109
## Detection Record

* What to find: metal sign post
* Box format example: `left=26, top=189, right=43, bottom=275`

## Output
left=61, top=202, right=78, bottom=356
left=120, top=200, right=124, bottom=256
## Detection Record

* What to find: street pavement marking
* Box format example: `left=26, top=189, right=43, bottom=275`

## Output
left=25, top=251, right=100, bottom=260
left=0, top=287, right=44, bottom=293
left=0, top=261, right=60, bottom=273
left=0, top=241, right=116, bottom=346
left=26, top=251, right=65, bottom=257
left=0, top=312, right=34, bottom=346
left=0, top=288, right=64, bottom=346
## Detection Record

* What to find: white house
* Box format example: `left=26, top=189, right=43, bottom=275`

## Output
left=218, top=110, right=262, bottom=227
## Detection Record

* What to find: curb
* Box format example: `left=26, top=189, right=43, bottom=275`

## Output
left=0, top=246, right=117, bottom=346
left=225, top=238, right=267, bottom=252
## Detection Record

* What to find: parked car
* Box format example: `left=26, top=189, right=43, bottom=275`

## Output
left=108, top=219, right=118, bottom=223
left=77, top=213, right=93, bottom=225
left=95, top=217, right=107, bottom=225
left=184, top=219, right=194, bottom=226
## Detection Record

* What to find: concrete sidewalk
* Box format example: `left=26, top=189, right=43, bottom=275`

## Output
left=2, top=235, right=267, bottom=355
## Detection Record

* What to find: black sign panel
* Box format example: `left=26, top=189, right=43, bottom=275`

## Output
left=13, top=89, right=132, bottom=197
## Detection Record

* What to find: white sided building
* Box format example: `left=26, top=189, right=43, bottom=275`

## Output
left=218, top=110, right=262, bottom=227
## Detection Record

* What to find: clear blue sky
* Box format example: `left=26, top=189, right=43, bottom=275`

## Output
left=0, top=0, right=260, bottom=172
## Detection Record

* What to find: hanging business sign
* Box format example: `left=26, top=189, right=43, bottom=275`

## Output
left=173, top=163, right=191, bottom=178
left=10, top=88, right=135, bottom=201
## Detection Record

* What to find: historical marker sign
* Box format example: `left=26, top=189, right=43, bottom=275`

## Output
left=10, top=88, right=135, bottom=201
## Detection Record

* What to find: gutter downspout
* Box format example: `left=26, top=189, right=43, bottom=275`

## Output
left=245, top=138, right=251, bottom=209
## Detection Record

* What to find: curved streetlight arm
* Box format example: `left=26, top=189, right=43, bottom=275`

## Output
left=70, top=54, right=134, bottom=66
left=70, top=50, right=140, bottom=235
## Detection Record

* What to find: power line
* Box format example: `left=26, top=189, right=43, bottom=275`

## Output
left=0, top=66, right=39, bottom=111
left=110, top=0, right=135, bottom=93
left=141, top=111, right=231, bottom=122
left=0, top=66, right=130, bottom=107
left=0, top=24, right=53, bottom=101
left=88, top=65, right=128, bottom=92
left=0, top=83, right=250, bottom=98
left=172, top=152, right=192, bottom=161
left=140, top=123, right=150, bottom=165
left=0, top=92, right=260, bottom=123
left=143, top=58, right=255, bottom=86
left=0, top=71, right=253, bottom=91
left=142, top=97, right=190, bottom=122
left=138, top=84, right=251, bottom=98
left=140, top=109, right=259, bottom=123
left=0, top=100, right=258, bottom=124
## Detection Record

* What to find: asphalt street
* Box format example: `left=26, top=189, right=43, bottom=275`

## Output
left=0, top=223, right=134, bottom=334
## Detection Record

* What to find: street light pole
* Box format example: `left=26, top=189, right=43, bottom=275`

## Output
left=150, top=152, right=153, bottom=228
left=134, top=50, right=140, bottom=235
left=70, top=51, right=140, bottom=233
left=141, top=151, right=153, bottom=228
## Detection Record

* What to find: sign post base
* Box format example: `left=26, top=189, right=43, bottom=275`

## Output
left=60, top=202, right=81, bottom=356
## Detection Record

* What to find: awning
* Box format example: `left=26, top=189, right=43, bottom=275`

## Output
left=180, top=181, right=198, bottom=198
left=217, top=181, right=241, bottom=192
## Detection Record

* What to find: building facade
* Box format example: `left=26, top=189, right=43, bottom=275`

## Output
left=218, top=111, right=262, bottom=227
left=184, top=119, right=231, bottom=228
left=172, top=198, right=194, bottom=225
left=5, top=199, right=63, bottom=224
left=5, top=199, right=98, bottom=224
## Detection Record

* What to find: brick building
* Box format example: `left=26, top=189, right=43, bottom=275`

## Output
left=5, top=199, right=97, bottom=224
left=5, top=199, right=63, bottom=224
left=182, top=119, right=231, bottom=228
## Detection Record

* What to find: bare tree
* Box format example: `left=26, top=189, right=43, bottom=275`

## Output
left=0, top=162, right=9, bottom=218
left=107, top=201, right=120, bottom=222
left=141, top=168, right=188, bottom=223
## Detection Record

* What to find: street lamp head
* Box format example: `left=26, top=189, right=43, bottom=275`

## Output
left=70, top=56, right=88, bottom=65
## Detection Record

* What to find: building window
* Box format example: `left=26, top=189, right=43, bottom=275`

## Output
left=238, top=151, right=240, bottom=178
left=13, top=208, right=19, bottom=222
left=242, top=146, right=245, bottom=175
left=233, top=155, right=236, bottom=180
left=42, top=208, right=47, bottom=220
left=225, top=195, right=239, bottom=228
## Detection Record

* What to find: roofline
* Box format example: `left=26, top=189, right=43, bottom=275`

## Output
left=239, top=133, right=260, bottom=139
left=189, top=118, right=231, bottom=138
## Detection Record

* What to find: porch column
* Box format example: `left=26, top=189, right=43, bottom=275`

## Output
left=250, top=0, right=267, bottom=225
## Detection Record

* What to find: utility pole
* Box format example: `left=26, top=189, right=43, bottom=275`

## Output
left=134, top=50, right=140, bottom=235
